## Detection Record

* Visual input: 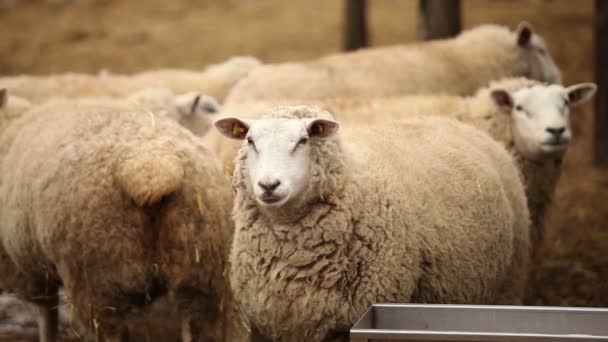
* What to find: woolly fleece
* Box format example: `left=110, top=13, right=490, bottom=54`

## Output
left=0, top=55, right=261, bottom=104
left=0, top=98, right=239, bottom=340
left=225, top=24, right=560, bottom=103
left=228, top=106, right=530, bottom=341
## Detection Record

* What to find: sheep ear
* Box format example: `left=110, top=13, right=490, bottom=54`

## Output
left=516, top=21, right=533, bottom=47
left=214, top=117, right=250, bottom=140
left=306, top=118, right=339, bottom=138
left=490, top=89, right=514, bottom=111
left=0, top=88, right=7, bottom=108
left=176, top=92, right=221, bottom=116
left=174, top=92, right=209, bottom=116
left=198, top=95, right=221, bottom=115
left=566, top=83, right=597, bottom=107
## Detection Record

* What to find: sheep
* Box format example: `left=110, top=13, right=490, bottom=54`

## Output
left=470, top=79, right=596, bottom=249
left=225, top=22, right=561, bottom=103
left=214, top=106, right=531, bottom=341
left=208, top=78, right=596, bottom=251
left=0, top=55, right=261, bottom=104
left=0, top=98, right=240, bottom=342
left=0, top=87, right=220, bottom=139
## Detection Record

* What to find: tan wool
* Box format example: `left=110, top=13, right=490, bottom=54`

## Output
left=225, top=23, right=560, bottom=103
left=0, top=56, right=261, bottom=104
left=0, top=98, right=240, bottom=341
left=228, top=107, right=530, bottom=341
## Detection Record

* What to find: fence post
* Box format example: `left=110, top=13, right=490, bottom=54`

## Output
left=417, top=0, right=461, bottom=40
left=344, top=0, right=368, bottom=50
left=595, top=0, right=608, bottom=166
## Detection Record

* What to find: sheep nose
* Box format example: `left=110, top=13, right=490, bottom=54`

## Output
left=546, top=127, right=565, bottom=137
left=258, top=180, right=281, bottom=193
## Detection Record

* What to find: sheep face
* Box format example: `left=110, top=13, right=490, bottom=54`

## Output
left=491, top=82, right=596, bottom=159
left=516, top=22, right=562, bottom=85
left=215, top=116, right=339, bottom=208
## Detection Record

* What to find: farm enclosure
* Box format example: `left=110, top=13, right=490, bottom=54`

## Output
left=0, top=0, right=606, bottom=340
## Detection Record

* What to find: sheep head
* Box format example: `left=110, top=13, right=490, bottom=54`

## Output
left=214, top=106, right=339, bottom=209
left=514, top=21, right=562, bottom=85
left=491, top=82, right=597, bottom=159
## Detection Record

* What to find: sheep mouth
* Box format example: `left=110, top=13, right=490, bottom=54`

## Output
left=258, top=194, right=287, bottom=206
left=543, top=139, right=570, bottom=146
left=542, top=139, right=569, bottom=148
left=541, top=140, right=569, bottom=153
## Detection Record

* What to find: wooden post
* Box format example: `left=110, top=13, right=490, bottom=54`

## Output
left=343, top=0, right=368, bottom=51
left=417, top=0, right=461, bottom=41
left=595, top=0, right=608, bottom=166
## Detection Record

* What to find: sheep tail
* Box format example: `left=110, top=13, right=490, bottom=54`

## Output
left=115, top=144, right=184, bottom=207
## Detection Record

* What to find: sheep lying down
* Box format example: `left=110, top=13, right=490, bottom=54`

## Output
left=0, top=98, right=239, bottom=342
left=215, top=106, right=531, bottom=342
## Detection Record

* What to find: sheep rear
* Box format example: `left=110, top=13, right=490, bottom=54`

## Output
left=115, top=146, right=184, bottom=207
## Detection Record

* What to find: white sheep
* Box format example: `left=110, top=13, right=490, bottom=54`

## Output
left=0, top=98, right=240, bottom=342
left=0, top=55, right=261, bottom=104
left=225, top=22, right=561, bottom=103
left=214, top=106, right=530, bottom=341
left=480, top=79, right=596, bottom=247
left=208, top=78, right=597, bottom=250
left=0, top=86, right=221, bottom=139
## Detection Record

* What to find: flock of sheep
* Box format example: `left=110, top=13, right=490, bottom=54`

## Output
left=0, top=21, right=598, bottom=342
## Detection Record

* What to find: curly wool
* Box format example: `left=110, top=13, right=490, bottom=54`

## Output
left=212, top=78, right=554, bottom=249
left=0, top=98, right=239, bottom=340
left=229, top=107, right=530, bottom=341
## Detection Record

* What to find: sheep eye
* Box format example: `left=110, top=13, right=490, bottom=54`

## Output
left=536, top=47, right=546, bottom=55
left=247, top=137, right=257, bottom=150
left=291, top=137, right=308, bottom=153
left=515, top=105, right=531, bottom=117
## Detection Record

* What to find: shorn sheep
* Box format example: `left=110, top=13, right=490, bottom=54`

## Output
left=0, top=55, right=261, bottom=104
left=225, top=22, right=561, bottom=103
left=214, top=106, right=530, bottom=341
left=208, top=78, right=596, bottom=250
left=0, top=98, right=238, bottom=341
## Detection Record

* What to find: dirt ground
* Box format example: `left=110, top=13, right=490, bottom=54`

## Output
left=0, top=0, right=607, bottom=340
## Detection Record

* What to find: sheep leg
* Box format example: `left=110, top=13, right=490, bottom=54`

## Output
left=37, top=291, right=59, bottom=342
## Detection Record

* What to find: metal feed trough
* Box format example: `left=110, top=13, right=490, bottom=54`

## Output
left=350, top=304, right=608, bottom=341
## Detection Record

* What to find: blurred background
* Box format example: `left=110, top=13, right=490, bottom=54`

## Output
left=0, top=0, right=606, bottom=340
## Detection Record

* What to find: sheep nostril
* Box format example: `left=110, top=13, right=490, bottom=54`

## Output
left=258, top=180, right=281, bottom=193
left=546, top=127, right=565, bottom=136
